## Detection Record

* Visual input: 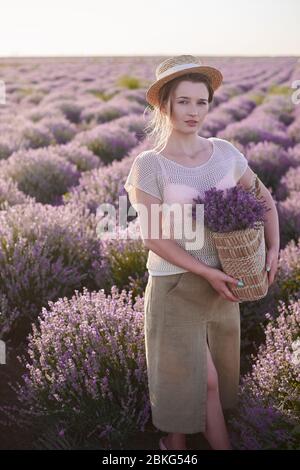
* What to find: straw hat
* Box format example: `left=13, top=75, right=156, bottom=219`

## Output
left=146, top=54, right=223, bottom=107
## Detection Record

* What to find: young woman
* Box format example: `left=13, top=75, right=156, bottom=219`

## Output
left=124, top=55, right=280, bottom=450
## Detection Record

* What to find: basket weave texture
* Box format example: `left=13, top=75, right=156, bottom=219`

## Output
left=211, top=174, right=269, bottom=302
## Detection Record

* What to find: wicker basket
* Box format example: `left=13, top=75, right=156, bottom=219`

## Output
left=211, top=174, right=269, bottom=302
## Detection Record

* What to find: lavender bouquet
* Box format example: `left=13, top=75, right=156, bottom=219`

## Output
left=192, top=176, right=271, bottom=301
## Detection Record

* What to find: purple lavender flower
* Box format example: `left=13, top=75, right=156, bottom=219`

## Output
left=0, top=147, right=80, bottom=204
left=228, top=297, right=300, bottom=450
left=10, top=285, right=150, bottom=447
left=192, top=184, right=270, bottom=233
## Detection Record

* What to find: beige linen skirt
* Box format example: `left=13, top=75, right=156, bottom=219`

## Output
left=144, top=270, right=241, bottom=434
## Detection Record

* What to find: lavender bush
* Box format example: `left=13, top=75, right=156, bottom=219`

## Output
left=99, top=217, right=149, bottom=298
left=287, top=117, right=300, bottom=144
left=277, top=192, right=300, bottom=248
left=228, top=394, right=298, bottom=450
left=237, top=239, right=300, bottom=375
left=217, top=121, right=292, bottom=148
left=276, top=166, right=300, bottom=200
left=287, top=143, right=300, bottom=166
left=52, top=141, right=102, bottom=172
left=89, top=102, right=125, bottom=124
left=244, top=299, right=300, bottom=414
left=245, top=141, right=297, bottom=193
left=112, top=114, right=147, bottom=143
left=74, top=122, right=138, bottom=164
left=0, top=176, right=35, bottom=209
left=213, top=95, right=257, bottom=125
left=0, top=202, right=104, bottom=345
left=228, top=298, right=300, bottom=449
left=274, top=237, right=300, bottom=306
left=0, top=136, right=17, bottom=159
left=0, top=147, right=81, bottom=204
left=24, top=106, right=66, bottom=124
left=9, top=286, right=150, bottom=449
left=40, top=116, right=77, bottom=144
left=258, top=95, right=294, bottom=125
left=238, top=286, right=279, bottom=375
left=20, top=123, right=54, bottom=149
left=63, top=155, right=134, bottom=213
left=58, top=101, right=83, bottom=124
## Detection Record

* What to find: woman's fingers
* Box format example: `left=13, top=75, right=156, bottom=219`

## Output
left=268, top=259, right=278, bottom=286
left=208, top=269, right=241, bottom=302
left=265, top=248, right=279, bottom=287
left=222, top=285, right=240, bottom=302
left=225, top=274, right=239, bottom=283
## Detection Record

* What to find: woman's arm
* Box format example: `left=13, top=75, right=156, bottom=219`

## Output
left=130, top=186, right=242, bottom=302
left=238, top=167, right=280, bottom=285
left=238, top=167, right=280, bottom=251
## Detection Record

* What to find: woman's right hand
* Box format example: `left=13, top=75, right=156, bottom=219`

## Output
left=203, top=267, right=242, bottom=302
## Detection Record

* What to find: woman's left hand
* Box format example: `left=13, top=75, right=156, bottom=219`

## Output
left=265, top=247, right=279, bottom=287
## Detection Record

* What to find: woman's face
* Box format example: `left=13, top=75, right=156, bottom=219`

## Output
left=167, top=80, right=210, bottom=132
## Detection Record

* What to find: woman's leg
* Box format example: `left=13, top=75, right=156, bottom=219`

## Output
left=163, top=342, right=231, bottom=450
left=162, top=432, right=187, bottom=450
left=203, top=342, right=232, bottom=450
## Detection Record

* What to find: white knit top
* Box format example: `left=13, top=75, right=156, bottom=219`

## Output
left=124, top=137, right=248, bottom=276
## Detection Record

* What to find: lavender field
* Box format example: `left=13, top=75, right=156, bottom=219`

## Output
left=0, top=56, right=299, bottom=450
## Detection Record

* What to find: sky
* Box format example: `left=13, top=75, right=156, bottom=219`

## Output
left=0, top=0, right=299, bottom=57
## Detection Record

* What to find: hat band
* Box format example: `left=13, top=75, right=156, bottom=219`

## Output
left=157, top=63, right=203, bottom=80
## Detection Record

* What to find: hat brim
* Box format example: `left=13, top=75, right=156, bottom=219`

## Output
left=145, top=65, right=223, bottom=107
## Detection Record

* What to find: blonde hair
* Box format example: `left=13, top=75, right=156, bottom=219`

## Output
left=143, top=73, right=214, bottom=154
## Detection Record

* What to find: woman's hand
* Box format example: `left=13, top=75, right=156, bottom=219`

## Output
left=203, top=267, right=243, bottom=302
left=265, top=247, right=279, bottom=287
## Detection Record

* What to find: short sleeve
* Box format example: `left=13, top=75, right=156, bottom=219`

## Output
left=124, top=151, right=163, bottom=209
left=224, top=140, right=249, bottom=183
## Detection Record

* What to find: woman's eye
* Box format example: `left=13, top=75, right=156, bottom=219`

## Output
left=179, top=101, right=205, bottom=105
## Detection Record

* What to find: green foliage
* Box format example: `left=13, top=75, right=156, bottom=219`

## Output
left=248, top=93, right=265, bottom=105
left=88, top=90, right=117, bottom=101
left=116, top=75, right=142, bottom=90
left=105, top=243, right=148, bottom=299
left=277, top=268, right=300, bottom=306
left=268, top=85, right=292, bottom=96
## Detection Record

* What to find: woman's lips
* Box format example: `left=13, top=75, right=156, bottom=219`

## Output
left=185, top=121, right=198, bottom=126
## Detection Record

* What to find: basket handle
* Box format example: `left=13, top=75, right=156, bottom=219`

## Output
left=247, top=173, right=260, bottom=199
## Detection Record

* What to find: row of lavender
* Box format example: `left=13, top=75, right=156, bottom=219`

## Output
left=0, top=57, right=299, bottom=449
